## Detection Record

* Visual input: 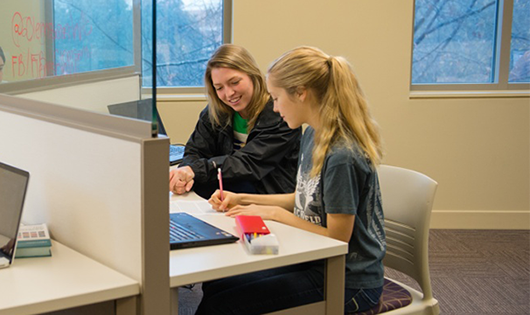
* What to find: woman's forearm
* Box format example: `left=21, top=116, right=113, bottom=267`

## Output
left=239, top=193, right=295, bottom=212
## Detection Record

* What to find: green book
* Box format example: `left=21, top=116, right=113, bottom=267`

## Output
left=15, top=223, right=52, bottom=258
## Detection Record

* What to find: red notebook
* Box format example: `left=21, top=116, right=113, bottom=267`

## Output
left=235, top=215, right=270, bottom=236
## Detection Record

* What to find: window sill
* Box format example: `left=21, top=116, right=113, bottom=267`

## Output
left=409, top=90, right=530, bottom=99
left=155, top=94, right=208, bottom=102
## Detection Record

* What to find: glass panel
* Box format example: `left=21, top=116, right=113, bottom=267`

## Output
left=141, top=0, right=154, bottom=88
left=53, top=0, right=134, bottom=75
left=412, top=0, right=498, bottom=84
left=0, top=0, right=154, bottom=139
left=1, top=0, right=134, bottom=83
left=508, top=0, right=530, bottom=83
left=142, top=0, right=224, bottom=88
left=2, top=1, right=54, bottom=82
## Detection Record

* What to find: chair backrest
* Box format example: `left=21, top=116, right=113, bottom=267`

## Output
left=378, top=165, right=438, bottom=300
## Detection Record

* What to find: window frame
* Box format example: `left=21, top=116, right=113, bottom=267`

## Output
left=410, top=0, right=530, bottom=95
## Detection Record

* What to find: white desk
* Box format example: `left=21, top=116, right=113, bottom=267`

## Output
left=169, top=192, right=348, bottom=315
left=0, top=240, right=139, bottom=315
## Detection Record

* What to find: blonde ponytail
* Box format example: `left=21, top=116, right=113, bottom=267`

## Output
left=268, top=47, right=383, bottom=177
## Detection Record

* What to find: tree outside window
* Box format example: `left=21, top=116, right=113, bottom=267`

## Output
left=51, top=0, right=225, bottom=89
left=142, top=0, right=225, bottom=88
left=53, top=0, right=134, bottom=76
left=412, top=0, right=529, bottom=88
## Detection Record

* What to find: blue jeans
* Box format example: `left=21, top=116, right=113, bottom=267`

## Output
left=195, top=261, right=382, bottom=315
left=344, top=287, right=383, bottom=314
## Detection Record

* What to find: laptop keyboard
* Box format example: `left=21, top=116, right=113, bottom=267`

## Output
left=170, top=219, right=205, bottom=241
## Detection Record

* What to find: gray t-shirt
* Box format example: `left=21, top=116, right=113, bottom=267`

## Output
left=294, top=127, right=386, bottom=289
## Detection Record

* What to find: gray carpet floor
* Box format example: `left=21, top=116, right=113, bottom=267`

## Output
left=177, top=229, right=530, bottom=315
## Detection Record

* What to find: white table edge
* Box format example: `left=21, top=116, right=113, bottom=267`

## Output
left=170, top=245, right=347, bottom=287
left=0, top=240, right=140, bottom=315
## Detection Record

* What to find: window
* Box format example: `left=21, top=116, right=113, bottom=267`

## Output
left=411, top=0, right=530, bottom=91
left=141, top=0, right=230, bottom=90
left=1, top=0, right=230, bottom=94
left=509, top=0, right=530, bottom=82
left=3, top=0, right=135, bottom=83
left=53, top=0, right=135, bottom=75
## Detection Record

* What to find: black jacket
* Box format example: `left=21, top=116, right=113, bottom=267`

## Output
left=180, top=100, right=301, bottom=197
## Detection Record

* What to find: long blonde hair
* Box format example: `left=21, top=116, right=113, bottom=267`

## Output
left=267, top=46, right=383, bottom=177
left=204, top=44, right=270, bottom=131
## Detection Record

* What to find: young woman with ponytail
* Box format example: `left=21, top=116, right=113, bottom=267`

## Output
left=199, top=46, right=386, bottom=314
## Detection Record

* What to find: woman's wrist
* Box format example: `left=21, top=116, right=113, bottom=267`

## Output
left=238, top=193, right=251, bottom=205
left=271, top=206, right=281, bottom=222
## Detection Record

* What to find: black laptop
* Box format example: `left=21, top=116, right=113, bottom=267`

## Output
left=0, top=162, right=30, bottom=269
left=107, top=98, right=185, bottom=165
left=170, top=212, right=239, bottom=250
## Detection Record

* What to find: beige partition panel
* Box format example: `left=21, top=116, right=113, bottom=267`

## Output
left=0, top=94, right=169, bottom=315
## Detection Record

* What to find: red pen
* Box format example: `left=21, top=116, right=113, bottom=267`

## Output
left=217, top=168, right=224, bottom=201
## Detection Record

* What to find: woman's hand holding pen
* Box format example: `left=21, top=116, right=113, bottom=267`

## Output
left=209, top=191, right=279, bottom=220
left=208, top=190, right=240, bottom=212
left=170, top=166, right=195, bottom=195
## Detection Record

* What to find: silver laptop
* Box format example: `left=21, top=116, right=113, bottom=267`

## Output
left=0, top=162, right=30, bottom=269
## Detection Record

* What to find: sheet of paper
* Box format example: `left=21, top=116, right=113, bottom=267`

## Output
left=170, top=199, right=217, bottom=214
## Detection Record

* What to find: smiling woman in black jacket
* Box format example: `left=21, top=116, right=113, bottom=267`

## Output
left=169, top=44, right=301, bottom=199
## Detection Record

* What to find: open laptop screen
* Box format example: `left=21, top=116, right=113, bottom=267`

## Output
left=0, top=162, right=30, bottom=268
left=107, top=99, right=184, bottom=165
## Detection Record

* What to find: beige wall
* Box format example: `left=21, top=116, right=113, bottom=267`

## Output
left=160, top=0, right=530, bottom=229
left=157, top=95, right=208, bottom=145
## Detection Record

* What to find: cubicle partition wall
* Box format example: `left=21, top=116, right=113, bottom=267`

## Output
left=0, top=93, right=170, bottom=315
